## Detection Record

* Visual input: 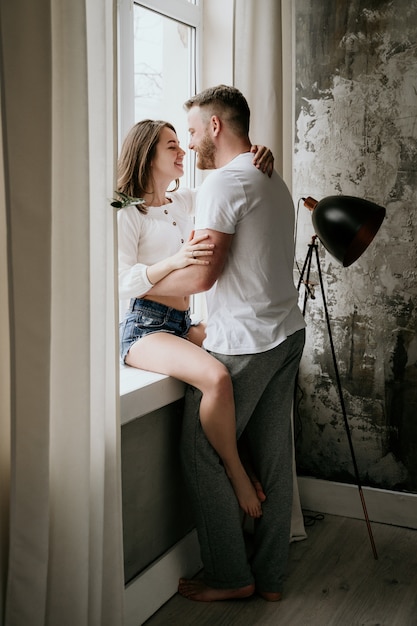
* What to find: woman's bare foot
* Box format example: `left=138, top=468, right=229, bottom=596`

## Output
left=226, top=467, right=263, bottom=518
left=237, top=438, right=267, bottom=503
left=247, top=471, right=267, bottom=503
left=178, top=578, right=255, bottom=602
left=258, top=590, right=282, bottom=602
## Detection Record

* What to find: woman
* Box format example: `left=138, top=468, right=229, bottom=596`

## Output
left=118, top=119, right=272, bottom=518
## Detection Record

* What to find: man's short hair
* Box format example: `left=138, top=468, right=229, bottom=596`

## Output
left=184, top=84, right=250, bottom=137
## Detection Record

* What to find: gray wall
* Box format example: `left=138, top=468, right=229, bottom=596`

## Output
left=121, top=400, right=194, bottom=583
left=293, top=0, right=417, bottom=493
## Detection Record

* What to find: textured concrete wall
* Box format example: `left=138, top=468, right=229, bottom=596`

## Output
left=293, top=0, right=417, bottom=493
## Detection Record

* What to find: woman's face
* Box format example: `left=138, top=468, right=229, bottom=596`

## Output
left=151, top=126, right=186, bottom=182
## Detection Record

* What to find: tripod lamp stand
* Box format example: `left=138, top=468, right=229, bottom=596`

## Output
left=298, top=194, right=386, bottom=560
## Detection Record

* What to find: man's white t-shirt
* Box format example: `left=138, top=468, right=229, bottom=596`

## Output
left=194, top=152, right=305, bottom=355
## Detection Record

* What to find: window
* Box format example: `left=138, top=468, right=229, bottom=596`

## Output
left=118, top=0, right=202, bottom=187
left=118, top=0, right=203, bottom=321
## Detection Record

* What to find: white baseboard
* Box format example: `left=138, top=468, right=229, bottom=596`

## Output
left=124, top=530, right=202, bottom=626
left=298, top=476, right=417, bottom=529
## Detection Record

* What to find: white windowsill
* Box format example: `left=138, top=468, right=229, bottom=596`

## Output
left=120, top=364, right=186, bottom=426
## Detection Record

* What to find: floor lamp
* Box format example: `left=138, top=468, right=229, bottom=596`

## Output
left=297, top=194, right=386, bottom=560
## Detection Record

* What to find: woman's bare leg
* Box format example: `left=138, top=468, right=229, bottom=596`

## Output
left=188, top=324, right=266, bottom=505
left=126, top=332, right=262, bottom=517
left=186, top=322, right=206, bottom=347
left=238, top=434, right=267, bottom=502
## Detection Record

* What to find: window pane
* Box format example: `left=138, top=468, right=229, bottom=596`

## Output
left=133, top=4, right=195, bottom=180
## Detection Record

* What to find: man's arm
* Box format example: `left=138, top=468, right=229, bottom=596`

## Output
left=147, top=229, right=233, bottom=297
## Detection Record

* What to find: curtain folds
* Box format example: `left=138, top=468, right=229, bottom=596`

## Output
left=0, top=1, right=123, bottom=624
left=234, top=0, right=286, bottom=176
left=233, top=0, right=306, bottom=542
left=0, top=69, right=11, bottom=624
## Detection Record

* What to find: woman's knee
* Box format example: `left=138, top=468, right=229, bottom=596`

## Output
left=203, top=361, right=232, bottom=395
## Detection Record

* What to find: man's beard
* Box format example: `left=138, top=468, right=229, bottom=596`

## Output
left=196, top=132, right=216, bottom=170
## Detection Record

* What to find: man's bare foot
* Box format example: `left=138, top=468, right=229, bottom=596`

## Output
left=226, top=468, right=263, bottom=518
left=178, top=578, right=255, bottom=602
left=258, top=590, right=282, bottom=602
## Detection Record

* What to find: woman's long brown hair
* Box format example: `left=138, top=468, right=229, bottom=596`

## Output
left=117, top=119, right=180, bottom=214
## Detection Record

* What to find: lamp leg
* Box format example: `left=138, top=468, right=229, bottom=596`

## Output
left=311, top=243, right=378, bottom=560
left=297, top=236, right=316, bottom=316
left=294, top=239, right=316, bottom=414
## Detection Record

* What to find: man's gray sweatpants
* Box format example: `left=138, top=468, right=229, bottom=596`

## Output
left=180, top=328, right=305, bottom=593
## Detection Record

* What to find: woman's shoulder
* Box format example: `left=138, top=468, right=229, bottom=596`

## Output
left=167, top=186, right=196, bottom=214
left=117, top=204, right=145, bottom=219
left=117, top=205, right=145, bottom=232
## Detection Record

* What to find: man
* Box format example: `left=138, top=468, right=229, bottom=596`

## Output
left=148, top=84, right=305, bottom=602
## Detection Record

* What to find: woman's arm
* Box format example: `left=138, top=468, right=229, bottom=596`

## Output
left=145, top=232, right=214, bottom=286
left=147, top=229, right=233, bottom=298
left=251, top=145, right=274, bottom=176
left=118, top=210, right=152, bottom=299
left=118, top=210, right=213, bottom=300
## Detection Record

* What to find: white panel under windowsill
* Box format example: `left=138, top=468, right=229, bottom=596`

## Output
left=120, top=364, right=199, bottom=626
left=120, top=364, right=186, bottom=425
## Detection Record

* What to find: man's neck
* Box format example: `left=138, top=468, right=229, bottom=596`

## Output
left=215, top=137, right=251, bottom=169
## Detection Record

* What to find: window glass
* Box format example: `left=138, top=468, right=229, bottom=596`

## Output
left=133, top=4, right=195, bottom=183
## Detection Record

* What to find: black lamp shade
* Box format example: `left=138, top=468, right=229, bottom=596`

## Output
left=304, top=195, right=386, bottom=267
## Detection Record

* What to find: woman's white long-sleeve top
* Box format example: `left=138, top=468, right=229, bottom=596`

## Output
left=117, top=187, right=196, bottom=301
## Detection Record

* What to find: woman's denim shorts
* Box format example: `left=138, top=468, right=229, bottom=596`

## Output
left=119, top=298, right=192, bottom=362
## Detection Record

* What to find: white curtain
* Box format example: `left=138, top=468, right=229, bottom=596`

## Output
left=234, top=0, right=306, bottom=542
left=0, top=1, right=124, bottom=624
left=234, top=0, right=294, bottom=181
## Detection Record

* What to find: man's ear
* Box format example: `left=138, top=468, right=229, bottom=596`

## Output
left=211, top=115, right=221, bottom=137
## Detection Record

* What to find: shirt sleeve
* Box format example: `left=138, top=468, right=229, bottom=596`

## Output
left=117, top=208, right=153, bottom=299
left=194, top=170, right=243, bottom=233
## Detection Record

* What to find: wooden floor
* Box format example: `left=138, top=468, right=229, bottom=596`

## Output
left=144, top=511, right=417, bottom=625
